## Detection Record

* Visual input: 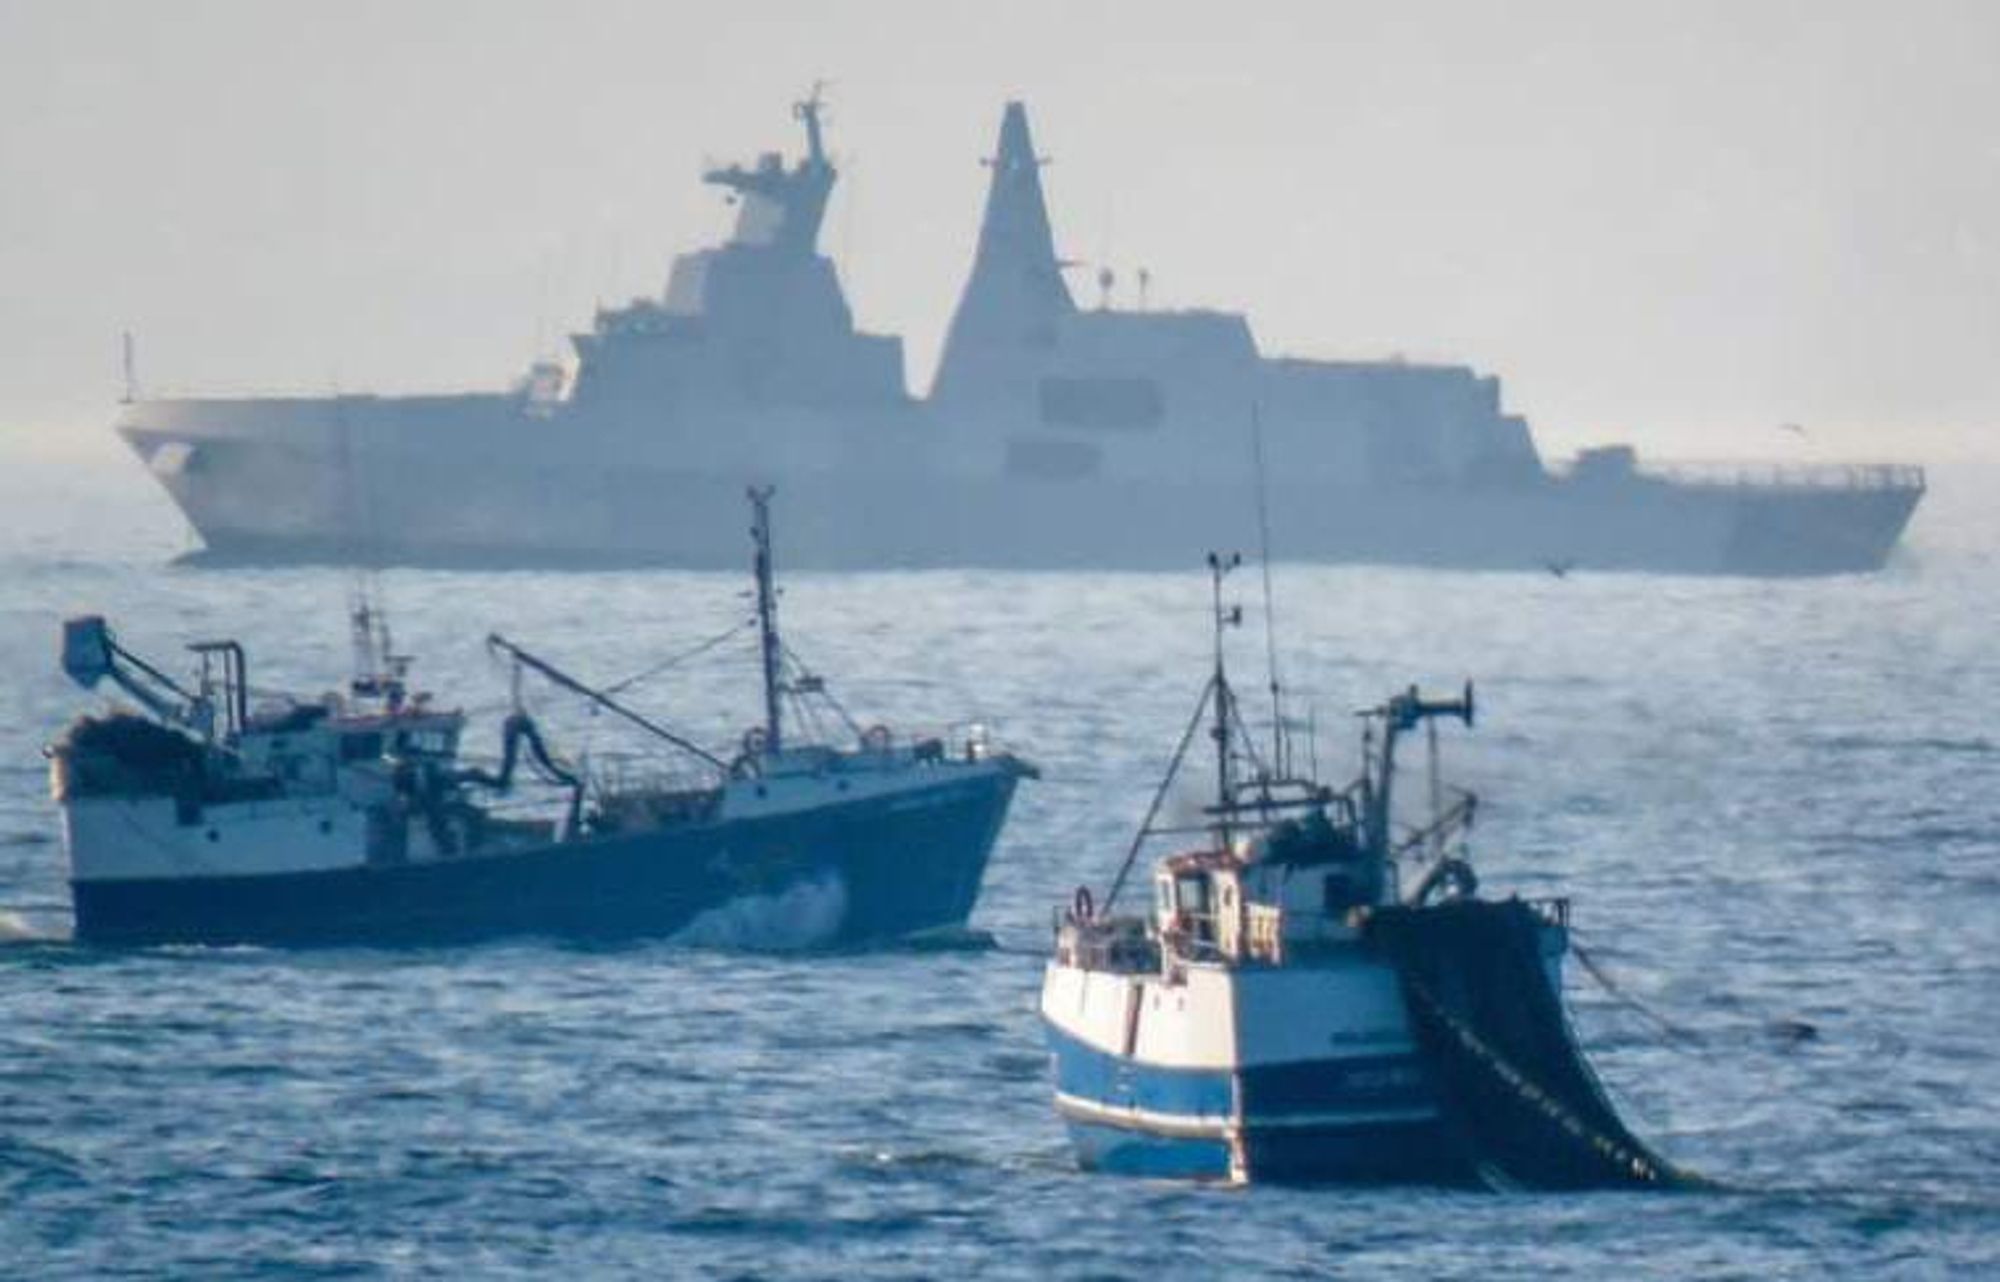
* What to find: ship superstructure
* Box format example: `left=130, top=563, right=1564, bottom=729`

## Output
left=115, top=95, right=1923, bottom=575
left=574, top=89, right=907, bottom=418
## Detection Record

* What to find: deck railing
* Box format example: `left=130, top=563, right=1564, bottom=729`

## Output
left=1644, top=461, right=1924, bottom=491
left=1556, top=457, right=1926, bottom=492
left=586, top=751, right=723, bottom=798
left=1052, top=906, right=1159, bottom=966
left=1062, top=894, right=1573, bottom=972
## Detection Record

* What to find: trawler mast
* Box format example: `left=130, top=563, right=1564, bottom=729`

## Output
left=1207, top=551, right=1243, bottom=849
left=749, top=485, right=785, bottom=755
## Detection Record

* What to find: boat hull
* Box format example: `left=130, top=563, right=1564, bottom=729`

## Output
left=1043, top=899, right=1700, bottom=1190
left=1049, top=1024, right=1465, bottom=1184
left=121, top=407, right=1923, bottom=577
left=68, top=770, right=1018, bottom=948
left=1040, top=948, right=1473, bottom=1185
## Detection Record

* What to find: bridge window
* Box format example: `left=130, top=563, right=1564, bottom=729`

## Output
left=1037, top=376, right=1165, bottom=430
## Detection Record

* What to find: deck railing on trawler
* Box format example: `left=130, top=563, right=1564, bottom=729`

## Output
left=585, top=751, right=723, bottom=798
left=1053, top=895, right=1572, bottom=971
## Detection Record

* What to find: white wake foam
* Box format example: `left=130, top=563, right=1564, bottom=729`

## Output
left=667, top=869, right=849, bottom=952
left=0, top=910, right=71, bottom=943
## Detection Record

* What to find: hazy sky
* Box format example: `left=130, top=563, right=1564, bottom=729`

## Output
left=3, top=0, right=1996, bottom=460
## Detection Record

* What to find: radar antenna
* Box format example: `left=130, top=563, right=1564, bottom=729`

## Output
left=793, top=81, right=831, bottom=168
left=704, top=91, right=837, bottom=252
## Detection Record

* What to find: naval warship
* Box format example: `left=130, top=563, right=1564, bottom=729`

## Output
left=115, top=94, right=1923, bottom=576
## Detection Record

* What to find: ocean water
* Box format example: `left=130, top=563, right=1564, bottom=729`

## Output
left=1, top=453, right=1995, bottom=1278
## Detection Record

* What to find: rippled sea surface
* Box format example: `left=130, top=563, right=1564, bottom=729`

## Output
left=1, top=453, right=1995, bottom=1278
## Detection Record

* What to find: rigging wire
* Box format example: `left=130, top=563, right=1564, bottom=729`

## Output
left=1567, top=932, right=1707, bottom=1051
left=1251, top=407, right=1286, bottom=777
left=779, top=640, right=862, bottom=741
left=601, top=618, right=757, bottom=696
left=1103, top=677, right=1217, bottom=911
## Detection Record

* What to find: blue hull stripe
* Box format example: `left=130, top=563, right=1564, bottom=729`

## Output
left=1046, top=1019, right=1470, bottom=1183
left=73, top=773, right=1017, bottom=947
left=1045, top=1024, right=1438, bottom=1125
left=1062, top=1119, right=1233, bottom=1181
left=1045, top=1024, right=1233, bottom=1120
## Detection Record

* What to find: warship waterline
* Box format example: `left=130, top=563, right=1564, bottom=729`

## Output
left=117, top=96, right=1923, bottom=576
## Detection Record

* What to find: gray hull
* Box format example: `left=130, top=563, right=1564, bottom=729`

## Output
left=124, top=407, right=1920, bottom=576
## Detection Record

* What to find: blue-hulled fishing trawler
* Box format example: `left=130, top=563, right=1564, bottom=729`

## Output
left=50, top=490, right=1032, bottom=947
left=1040, top=555, right=1691, bottom=1188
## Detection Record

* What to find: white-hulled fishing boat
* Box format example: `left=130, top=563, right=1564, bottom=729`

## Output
left=1040, top=554, right=1693, bottom=1188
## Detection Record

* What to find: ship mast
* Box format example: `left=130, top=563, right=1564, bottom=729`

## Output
left=704, top=87, right=836, bottom=254
left=748, top=486, right=784, bottom=756
left=795, top=82, right=828, bottom=169
left=1208, top=551, right=1243, bottom=848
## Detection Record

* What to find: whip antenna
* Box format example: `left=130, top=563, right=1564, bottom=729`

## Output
left=1252, top=405, right=1286, bottom=776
